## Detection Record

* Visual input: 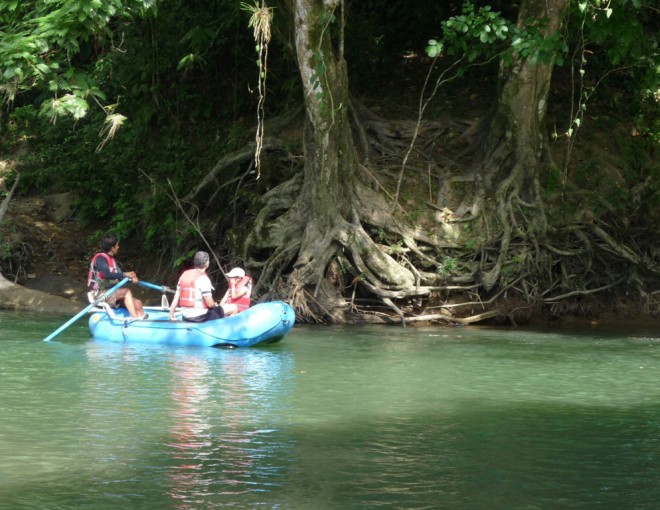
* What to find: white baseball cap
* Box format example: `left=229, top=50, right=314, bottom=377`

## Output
left=226, top=267, right=245, bottom=278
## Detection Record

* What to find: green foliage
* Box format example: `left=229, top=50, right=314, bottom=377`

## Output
left=463, top=237, right=477, bottom=251
left=635, top=89, right=660, bottom=143
left=375, top=229, right=407, bottom=258
left=436, top=256, right=457, bottom=278
left=172, top=248, right=198, bottom=270
left=0, top=0, right=155, bottom=112
left=508, top=27, right=568, bottom=66
left=440, top=3, right=513, bottom=62
left=0, top=222, right=30, bottom=280
left=460, top=222, right=479, bottom=251
left=387, top=240, right=404, bottom=256
left=502, top=253, right=524, bottom=278
left=3, top=0, right=658, bottom=272
left=428, top=2, right=568, bottom=67
left=2, top=0, right=287, bottom=259
left=556, top=0, right=659, bottom=139
left=574, top=0, right=650, bottom=65
left=39, top=94, right=89, bottom=122
left=0, top=224, right=17, bottom=261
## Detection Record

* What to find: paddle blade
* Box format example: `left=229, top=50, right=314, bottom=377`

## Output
left=43, top=277, right=130, bottom=342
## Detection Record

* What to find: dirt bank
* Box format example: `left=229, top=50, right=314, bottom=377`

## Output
left=1, top=194, right=658, bottom=328
left=0, top=194, right=163, bottom=314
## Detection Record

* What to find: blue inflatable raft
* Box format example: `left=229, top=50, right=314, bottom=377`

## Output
left=88, top=301, right=295, bottom=348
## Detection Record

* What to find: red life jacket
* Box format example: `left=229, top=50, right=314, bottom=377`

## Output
left=87, top=252, right=119, bottom=291
left=226, top=276, right=252, bottom=312
left=178, top=269, right=208, bottom=309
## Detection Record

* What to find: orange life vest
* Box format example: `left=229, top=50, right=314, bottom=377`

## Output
left=226, top=276, right=252, bottom=312
left=87, top=252, right=119, bottom=291
left=178, top=269, right=208, bottom=309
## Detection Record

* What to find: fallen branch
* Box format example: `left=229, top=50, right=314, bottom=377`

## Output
left=404, top=310, right=499, bottom=324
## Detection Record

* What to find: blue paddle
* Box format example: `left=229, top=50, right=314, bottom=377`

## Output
left=43, top=277, right=130, bottom=342
left=138, top=281, right=175, bottom=294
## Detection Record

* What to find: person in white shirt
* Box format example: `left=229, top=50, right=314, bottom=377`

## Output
left=168, top=251, right=226, bottom=322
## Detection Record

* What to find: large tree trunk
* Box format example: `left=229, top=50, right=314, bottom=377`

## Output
left=477, top=0, right=569, bottom=291
left=247, top=0, right=414, bottom=321
left=482, top=0, right=568, bottom=189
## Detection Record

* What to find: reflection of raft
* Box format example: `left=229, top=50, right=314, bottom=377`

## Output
left=88, top=301, right=295, bottom=348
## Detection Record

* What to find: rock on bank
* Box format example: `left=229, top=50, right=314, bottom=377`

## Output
left=0, top=274, right=82, bottom=314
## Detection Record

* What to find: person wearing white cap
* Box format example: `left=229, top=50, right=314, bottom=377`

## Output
left=219, top=267, right=252, bottom=316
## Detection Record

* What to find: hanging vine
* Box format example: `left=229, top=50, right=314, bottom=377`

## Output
left=242, top=1, right=273, bottom=178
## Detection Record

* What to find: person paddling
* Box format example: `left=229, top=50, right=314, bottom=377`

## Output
left=87, top=233, right=146, bottom=319
left=219, top=267, right=252, bottom=316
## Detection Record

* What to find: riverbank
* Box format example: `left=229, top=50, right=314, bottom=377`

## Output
left=1, top=194, right=658, bottom=327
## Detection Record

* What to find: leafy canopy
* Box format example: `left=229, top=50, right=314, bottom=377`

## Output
left=426, top=2, right=568, bottom=66
left=0, top=0, right=155, bottom=119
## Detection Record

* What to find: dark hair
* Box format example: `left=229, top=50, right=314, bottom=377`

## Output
left=193, top=251, right=210, bottom=268
left=101, top=233, right=118, bottom=252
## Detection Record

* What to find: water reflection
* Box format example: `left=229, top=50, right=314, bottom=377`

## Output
left=163, top=348, right=296, bottom=507
left=166, top=355, right=214, bottom=507
left=79, top=339, right=297, bottom=507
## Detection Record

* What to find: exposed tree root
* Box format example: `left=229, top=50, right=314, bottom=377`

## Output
left=404, top=310, right=500, bottom=325
left=176, top=98, right=658, bottom=326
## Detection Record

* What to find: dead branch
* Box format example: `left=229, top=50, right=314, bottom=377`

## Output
left=404, top=310, right=499, bottom=324
left=0, top=172, right=19, bottom=224
left=184, top=137, right=288, bottom=203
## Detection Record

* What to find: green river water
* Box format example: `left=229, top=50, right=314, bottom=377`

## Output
left=0, top=310, right=659, bottom=509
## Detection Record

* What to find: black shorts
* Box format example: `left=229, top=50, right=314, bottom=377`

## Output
left=182, top=306, right=225, bottom=322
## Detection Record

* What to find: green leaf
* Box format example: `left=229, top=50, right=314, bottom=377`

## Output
left=426, top=40, right=443, bottom=58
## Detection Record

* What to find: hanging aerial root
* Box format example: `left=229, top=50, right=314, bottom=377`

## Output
left=242, top=1, right=274, bottom=178
left=289, top=285, right=328, bottom=324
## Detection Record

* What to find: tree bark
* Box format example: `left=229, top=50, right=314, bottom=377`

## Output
left=248, top=0, right=414, bottom=321
left=477, top=0, right=569, bottom=290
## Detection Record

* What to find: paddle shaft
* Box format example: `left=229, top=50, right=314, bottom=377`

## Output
left=43, top=277, right=130, bottom=342
left=138, top=281, right=175, bottom=294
